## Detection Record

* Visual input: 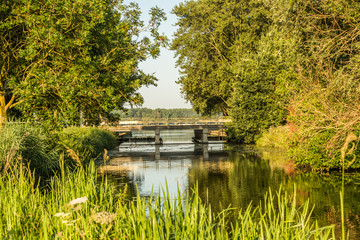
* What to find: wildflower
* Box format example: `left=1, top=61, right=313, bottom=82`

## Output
left=54, top=212, right=71, bottom=218
left=91, top=211, right=117, bottom=225
left=68, top=196, right=88, bottom=205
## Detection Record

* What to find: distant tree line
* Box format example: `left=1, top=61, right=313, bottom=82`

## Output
left=172, top=0, right=360, bottom=169
left=112, top=108, right=200, bottom=120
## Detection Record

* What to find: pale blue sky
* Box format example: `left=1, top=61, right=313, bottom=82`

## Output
left=124, top=0, right=191, bottom=109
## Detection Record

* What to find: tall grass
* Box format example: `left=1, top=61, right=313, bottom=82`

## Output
left=0, top=122, right=59, bottom=178
left=0, top=162, right=335, bottom=239
left=0, top=123, right=117, bottom=179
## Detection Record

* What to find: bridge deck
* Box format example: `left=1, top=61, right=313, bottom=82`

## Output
left=107, top=124, right=225, bottom=131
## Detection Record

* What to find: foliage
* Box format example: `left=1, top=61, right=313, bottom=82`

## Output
left=56, top=127, right=116, bottom=164
left=0, top=122, right=60, bottom=178
left=112, top=107, right=200, bottom=120
left=0, top=0, right=167, bottom=128
left=171, top=0, right=256, bottom=115
left=284, top=0, right=360, bottom=169
left=172, top=0, right=297, bottom=142
left=0, top=123, right=116, bottom=178
left=228, top=1, right=299, bottom=142
left=172, top=0, right=360, bottom=168
left=256, top=125, right=292, bottom=150
left=0, top=162, right=335, bottom=239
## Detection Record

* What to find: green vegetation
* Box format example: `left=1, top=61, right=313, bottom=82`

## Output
left=0, top=122, right=60, bottom=178
left=1, top=0, right=351, bottom=238
left=0, top=160, right=335, bottom=239
left=172, top=0, right=360, bottom=169
left=0, top=123, right=116, bottom=179
left=57, top=127, right=116, bottom=164
left=0, top=0, right=167, bottom=127
left=112, top=107, right=200, bottom=120
left=256, top=126, right=291, bottom=150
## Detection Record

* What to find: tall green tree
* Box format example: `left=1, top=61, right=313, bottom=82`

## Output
left=172, top=0, right=294, bottom=142
left=0, top=0, right=167, bottom=127
left=172, top=0, right=262, bottom=116
left=0, top=0, right=26, bottom=125
left=228, top=0, right=300, bottom=143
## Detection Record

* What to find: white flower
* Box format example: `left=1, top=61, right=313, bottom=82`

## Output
left=68, top=196, right=88, bottom=205
left=54, top=212, right=71, bottom=218
left=91, top=211, right=117, bottom=225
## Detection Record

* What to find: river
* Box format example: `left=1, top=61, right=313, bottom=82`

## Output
left=101, top=129, right=360, bottom=238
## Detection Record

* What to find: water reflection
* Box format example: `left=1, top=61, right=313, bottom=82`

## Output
left=103, top=142, right=287, bottom=210
left=101, top=130, right=360, bottom=239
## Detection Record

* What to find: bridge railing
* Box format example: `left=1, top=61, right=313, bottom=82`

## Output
left=118, top=119, right=231, bottom=127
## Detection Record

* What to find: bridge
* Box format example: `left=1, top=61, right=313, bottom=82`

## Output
left=105, top=120, right=229, bottom=144
left=110, top=124, right=224, bottom=131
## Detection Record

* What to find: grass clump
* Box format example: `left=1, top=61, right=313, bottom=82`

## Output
left=0, top=123, right=117, bottom=179
left=0, top=162, right=335, bottom=239
left=0, top=122, right=60, bottom=178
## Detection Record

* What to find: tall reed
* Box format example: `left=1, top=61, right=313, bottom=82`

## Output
left=0, top=161, right=335, bottom=239
left=0, top=122, right=60, bottom=178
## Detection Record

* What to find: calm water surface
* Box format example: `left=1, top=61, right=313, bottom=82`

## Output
left=102, top=130, right=360, bottom=238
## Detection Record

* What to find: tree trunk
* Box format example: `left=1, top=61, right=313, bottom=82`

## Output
left=0, top=94, right=6, bottom=126
left=0, top=91, right=15, bottom=127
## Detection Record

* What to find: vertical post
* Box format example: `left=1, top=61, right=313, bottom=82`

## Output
left=202, top=127, right=208, bottom=144
left=155, top=145, right=161, bottom=160
left=202, top=144, right=209, bottom=160
left=155, top=128, right=162, bottom=145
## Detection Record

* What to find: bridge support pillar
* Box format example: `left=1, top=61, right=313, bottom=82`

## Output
left=202, top=144, right=209, bottom=160
left=155, top=128, right=162, bottom=145
left=155, top=145, right=161, bottom=160
left=202, top=127, right=208, bottom=144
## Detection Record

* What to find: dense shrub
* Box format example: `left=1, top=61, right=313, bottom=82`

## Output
left=289, top=130, right=360, bottom=171
left=0, top=124, right=116, bottom=178
left=256, top=125, right=292, bottom=150
left=56, top=127, right=116, bottom=164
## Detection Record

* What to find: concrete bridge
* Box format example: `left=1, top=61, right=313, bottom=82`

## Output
left=106, top=123, right=227, bottom=144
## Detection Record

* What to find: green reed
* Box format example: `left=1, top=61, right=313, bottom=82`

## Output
left=0, top=162, right=335, bottom=239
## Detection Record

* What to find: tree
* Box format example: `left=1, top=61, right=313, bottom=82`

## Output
left=228, top=0, right=300, bottom=143
left=172, top=0, right=294, bottom=142
left=284, top=0, right=360, bottom=168
left=0, top=0, right=167, bottom=127
left=172, top=0, right=260, bottom=116
left=0, top=0, right=26, bottom=125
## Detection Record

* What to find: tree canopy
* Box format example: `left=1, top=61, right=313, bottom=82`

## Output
left=113, top=107, right=200, bottom=120
left=172, top=0, right=360, bottom=168
left=0, top=0, right=167, bottom=127
left=172, top=0, right=294, bottom=142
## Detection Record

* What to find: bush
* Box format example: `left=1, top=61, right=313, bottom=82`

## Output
left=56, top=127, right=116, bottom=164
left=256, top=125, right=291, bottom=149
left=289, top=130, right=360, bottom=171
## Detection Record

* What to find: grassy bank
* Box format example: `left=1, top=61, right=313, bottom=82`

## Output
left=0, top=123, right=116, bottom=179
left=256, top=125, right=360, bottom=171
left=0, top=162, right=335, bottom=239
